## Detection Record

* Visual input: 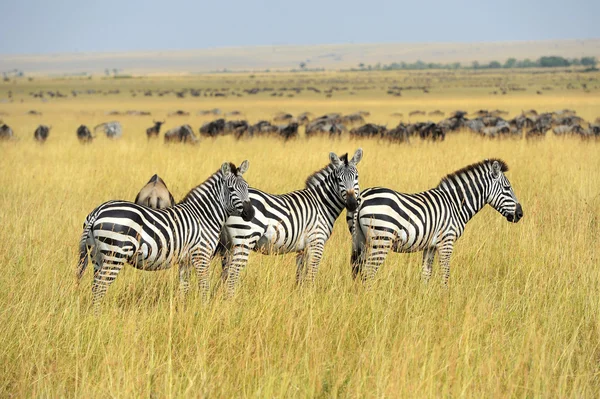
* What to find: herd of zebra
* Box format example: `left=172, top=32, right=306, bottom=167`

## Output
left=77, top=151, right=523, bottom=310
left=1, top=108, right=598, bottom=144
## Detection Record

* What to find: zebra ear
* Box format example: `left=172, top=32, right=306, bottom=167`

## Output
left=238, top=160, right=249, bottom=175
left=351, top=148, right=363, bottom=165
left=221, top=162, right=232, bottom=176
left=491, top=161, right=502, bottom=178
left=329, top=152, right=342, bottom=167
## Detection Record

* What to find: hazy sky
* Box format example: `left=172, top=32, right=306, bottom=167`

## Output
left=1, top=0, right=599, bottom=54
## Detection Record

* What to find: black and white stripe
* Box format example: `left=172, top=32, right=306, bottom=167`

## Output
left=76, top=161, right=254, bottom=309
left=348, top=159, right=523, bottom=285
left=219, top=149, right=363, bottom=295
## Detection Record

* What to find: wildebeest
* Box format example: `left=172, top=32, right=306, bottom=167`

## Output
left=224, top=120, right=249, bottom=136
left=94, top=121, right=122, bottom=139
left=168, top=110, right=190, bottom=116
left=134, top=174, right=175, bottom=209
left=349, top=123, right=387, bottom=138
left=199, top=119, right=225, bottom=137
left=278, top=122, right=299, bottom=140
left=341, top=113, right=366, bottom=125
left=77, top=125, right=93, bottom=143
left=244, top=121, right=278, bottom=138
left=428, top=110, right=444, bottom=117
left=385, top=123, right=410, bottom=143
left=295, top=112, right=313, bottom=125
left=586, top=124, right=600, bottom=137
left=419, top=122, right=446, bottom=141
left=34, top=125, right=51, bottom=142
left=0, top=124, right=14, bottom=140
left=552, top=125, right=584, bottom=135
left=164, top=124, right=198, bottom=144
left=305, top=117, right=346, bottom=138
left=273, top=112, right=294, bottom=123
left=146, top=120, right=165, bottom=139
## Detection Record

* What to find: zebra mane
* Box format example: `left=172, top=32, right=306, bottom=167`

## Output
left=177, top=169, right=220, bottom=204
left=438, top=159, right=509, bottom=187
left=305, top=153, right=348, bottom=188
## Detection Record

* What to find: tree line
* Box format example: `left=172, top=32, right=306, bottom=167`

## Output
left=352, top=56, right=598, bottom=71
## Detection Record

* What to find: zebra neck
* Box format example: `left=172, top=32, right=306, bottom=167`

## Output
left=438, top=176, right=487, bottom=224
left=180, top=174, right=228, bottom=226
left=306, top=175, right=345, bottom=226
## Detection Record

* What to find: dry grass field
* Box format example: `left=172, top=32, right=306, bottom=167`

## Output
left=1, top=69, right=599, bottom=397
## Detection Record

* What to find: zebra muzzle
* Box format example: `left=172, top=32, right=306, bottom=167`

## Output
left=507, top=203, right=523, bottom=223
left=241, top=200, right=255, bottom=222
left=346, top=191, right=358, bottom=212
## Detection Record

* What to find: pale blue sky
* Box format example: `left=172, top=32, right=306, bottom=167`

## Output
left=1, top=0, right=598, bottom=54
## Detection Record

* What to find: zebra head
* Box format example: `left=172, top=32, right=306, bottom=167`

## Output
left=221, top=160, right=255, bottom=222
left=486, top=160, right=523, bottom=223
left=329, top=148, right=363, bottom=212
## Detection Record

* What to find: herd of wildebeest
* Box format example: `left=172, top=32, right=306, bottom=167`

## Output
left=1, top=108, right=599, bottom=144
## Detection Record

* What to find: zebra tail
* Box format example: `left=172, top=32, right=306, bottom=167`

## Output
left=76, top=212, right=97, bottom=282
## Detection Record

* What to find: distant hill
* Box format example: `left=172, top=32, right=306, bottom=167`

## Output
left=1, top=39, right=599, bottom=75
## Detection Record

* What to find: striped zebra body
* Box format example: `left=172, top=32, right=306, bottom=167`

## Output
left=219, top=149, right=362, bottom=295
left=349, top=159, right=523, bottom=285
left=77, top=161, right=254, bottom=309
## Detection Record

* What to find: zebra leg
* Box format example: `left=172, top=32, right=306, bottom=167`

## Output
left=191, top=249, right=212, bottom=301
left=295, top=250, right=306, bottom=284
left=301, top=239, right=325, bottom=285
left=421, top=247, right=436, bottom=283
left=178, top=259, right=192, bottom=297
left=362, top=234, right=393, bottom=287
left=215, top=242, right=230, bottom=285
left=91, top=256, right=126, bottom=312
left=225, top=244, right=250, bottom=298
left=437, top=244, right=454, bottom=286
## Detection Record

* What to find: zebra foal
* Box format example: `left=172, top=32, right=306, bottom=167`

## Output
left=349, top=159, right=523, bottom=285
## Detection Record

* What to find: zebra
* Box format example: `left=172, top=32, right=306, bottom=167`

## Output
left=218, top=149, right=363, bottom=296
left=348, top=159, right=523, bottom=286
left=94, top=121, right=122, bottom=139
left=76, top=161, right=254, bottom=310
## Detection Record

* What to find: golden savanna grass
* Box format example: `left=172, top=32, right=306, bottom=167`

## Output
left=0, top=70, right=599, bottom=397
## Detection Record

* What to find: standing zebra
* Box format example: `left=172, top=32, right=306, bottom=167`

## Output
left=218, top=149, right=362, bottom=296
left=94, top=121, right=122, bottom=139
left=348, top=159, right=523, bottom=285
left=77, top=161, right=254, bottom=310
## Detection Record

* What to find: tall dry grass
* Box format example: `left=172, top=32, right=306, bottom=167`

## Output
left=0, top=73, right=599, bottom=397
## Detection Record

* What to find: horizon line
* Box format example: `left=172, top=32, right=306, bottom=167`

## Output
left=1, top=38, right=598, bottom=58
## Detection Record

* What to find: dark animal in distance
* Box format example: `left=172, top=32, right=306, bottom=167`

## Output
left=77, top=125, right=93, bottom=143
left=146, top=120, right=165, bottom=139
left=164, top=125, right=198, bottom=144
left=0, top=124, right=14, bottom=140
left=34, top=125, right=51, bottom=142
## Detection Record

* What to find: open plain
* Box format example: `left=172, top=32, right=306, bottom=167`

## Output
left=1, top=69, right=599, bottom=397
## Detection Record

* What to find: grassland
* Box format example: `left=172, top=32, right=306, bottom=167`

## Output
left=1, top=69, right=600, bottom=397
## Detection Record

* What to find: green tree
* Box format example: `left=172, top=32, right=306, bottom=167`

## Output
left=539, top=56, right=570, bottom=67
left=472, top=61, right=480, bottom=69
left=489, top=61, right=502, bottom=69
left=581, top=57, right=597, bottom=67
left=504, top=58, right=517, bottom=68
